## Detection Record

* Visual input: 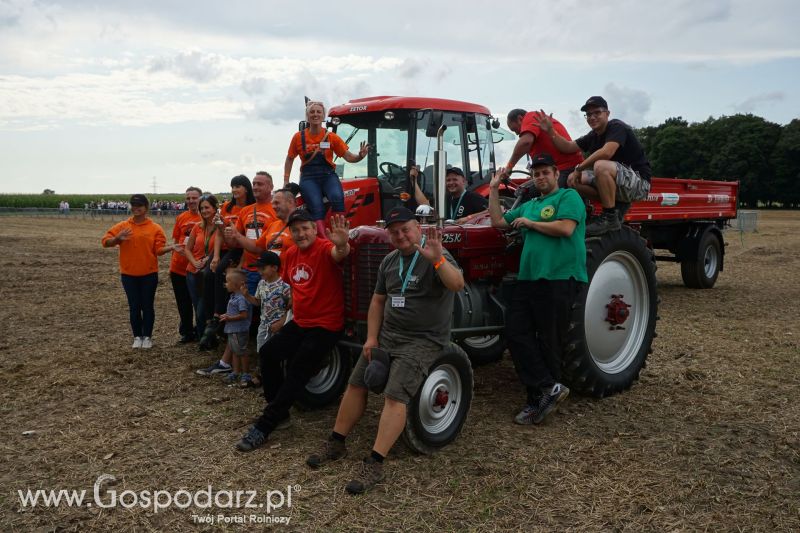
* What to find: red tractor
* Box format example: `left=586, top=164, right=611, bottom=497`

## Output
left=293, top=96, right=738, bottom=454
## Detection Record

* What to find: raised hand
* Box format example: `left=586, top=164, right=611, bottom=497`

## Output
left=490, top=167, right=508, bottom=189
left=358, top=141, right=371, bottom=159
left=415, top=225, right=443, bottom=263
left=117, top=227, right=133, bottom=242
left=325, top=214, right=350, bottom=247
left=532, top=109, right=554, bottom=135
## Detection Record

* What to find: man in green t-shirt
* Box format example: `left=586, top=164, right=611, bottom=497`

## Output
left=490, top=153, right=587, bottom=425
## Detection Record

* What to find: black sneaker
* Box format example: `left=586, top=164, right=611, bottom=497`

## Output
left=586, top=211, right=621, bottom=236
left=236, top=426, right=267, bottom=452
left=178, top=333, right=197, bottom=344
left=306, top=438, right=347, bottom=468
left=513, top=404, right=540, bottom=425
left=533, top=383, right=570, bottom=424
left=345, top=457, right=385, bottom=495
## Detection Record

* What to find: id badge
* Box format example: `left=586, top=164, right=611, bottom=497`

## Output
left=246, top=228, right=258, bottom=239
left=391, top=296, right=406, bottom=308
left=319, top=141, right=331, bottom=149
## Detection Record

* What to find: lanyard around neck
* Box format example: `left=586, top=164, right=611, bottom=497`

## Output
left=450, top=191, right=466, bottom=219
left=398, top=236, right=425, bottom=296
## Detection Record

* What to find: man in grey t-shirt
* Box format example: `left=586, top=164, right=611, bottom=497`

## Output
left=305, top=207, right=464, bottom=495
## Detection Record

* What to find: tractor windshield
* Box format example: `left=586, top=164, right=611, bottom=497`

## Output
left=332, top=109, right=507, bottom=197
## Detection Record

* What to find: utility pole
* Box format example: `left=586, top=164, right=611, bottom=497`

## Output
left=152, top=176, right=157, bottom=195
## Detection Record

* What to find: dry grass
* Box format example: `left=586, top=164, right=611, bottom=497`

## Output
left=0, top=212, right=798, bottom=532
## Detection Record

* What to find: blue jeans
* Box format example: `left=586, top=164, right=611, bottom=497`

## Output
left=300, top=169, right=344, bottom=220
left=120, top=273, right=158, bottom=337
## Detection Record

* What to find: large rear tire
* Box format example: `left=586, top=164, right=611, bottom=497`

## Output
left=562, top=227, right=658, bottom=397
left=681, top=230, right=722, bottom=289
left=403, top=343, right=473, bottom=454
left=296, top=346, right=351, bottom=410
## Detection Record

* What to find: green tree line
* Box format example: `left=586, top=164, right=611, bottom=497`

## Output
left=636, top=115, right=800, bottom=208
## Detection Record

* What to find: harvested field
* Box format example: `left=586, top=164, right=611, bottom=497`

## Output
left=1, top=212, right=798, bottom=532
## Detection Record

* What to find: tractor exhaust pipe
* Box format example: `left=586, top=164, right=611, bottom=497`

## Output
left=433, top=124, right=448, bottom=228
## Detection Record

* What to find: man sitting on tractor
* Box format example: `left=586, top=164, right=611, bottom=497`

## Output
left=503, top=108, right=584, bottom=188
left=305, top=206, right=465, bottom=495
left=490, top=153, right=587, bottom=425
left=533, top=96, right=652, bottom=235
left=443, top=167, right=488, bottom=224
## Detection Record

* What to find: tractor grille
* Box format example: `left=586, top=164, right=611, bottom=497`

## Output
left=344, top=242, right=392, bottom=316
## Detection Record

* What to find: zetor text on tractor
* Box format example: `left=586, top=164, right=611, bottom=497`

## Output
left=292, top=96, right=739, bottom=454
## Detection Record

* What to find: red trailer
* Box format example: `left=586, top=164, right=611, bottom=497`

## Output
left=294, top=96, right=739, bottom=454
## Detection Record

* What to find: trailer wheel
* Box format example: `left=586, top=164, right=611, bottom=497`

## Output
left=562, top=227, right=658, bottom=397
left=296, top=346, right=351, bottom=410
left=681, top=230, right=721, bottom=289
left=459, top=335, right=505, bottom=366
left=403, top=343, right=473, bottom=454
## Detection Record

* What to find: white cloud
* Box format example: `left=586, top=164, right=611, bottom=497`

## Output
left=603, top=84, right=652, bottom=127
left=733, top=92, right=785, bottom=113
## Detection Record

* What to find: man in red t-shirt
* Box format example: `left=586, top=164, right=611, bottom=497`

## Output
left=503, top=108, right=584, bottom=189
left=236, top=209, right=351, bottom=452
left=168, top=187, right=202, bottom=343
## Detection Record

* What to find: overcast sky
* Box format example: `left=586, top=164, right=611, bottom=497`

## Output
left=1, top=0, right=798, bottom=194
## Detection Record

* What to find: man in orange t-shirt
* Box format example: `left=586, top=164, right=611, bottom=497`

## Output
left=236, top=210, right=351, bottom=452
left=227, top=188, right=297, bottom=274
left=169, top=187, right=202, bottom=343
left=227, top=171, right=277, bottom=296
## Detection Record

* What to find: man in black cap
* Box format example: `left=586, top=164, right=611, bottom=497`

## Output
left=444, top=167, right=488, bottom=223
left=489, top=153, right=587, bottom=426
left=305, top=206, right=464, bottom=495
left=532, top=96, right=652, bottom=235
left=235, top=210, right=351, bottom=452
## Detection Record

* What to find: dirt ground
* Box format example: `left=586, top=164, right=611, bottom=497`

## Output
left=0, top=211, right=798, bottom=532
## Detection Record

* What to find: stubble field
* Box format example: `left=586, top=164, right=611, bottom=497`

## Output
left=0, top=212, right=798, bottom=532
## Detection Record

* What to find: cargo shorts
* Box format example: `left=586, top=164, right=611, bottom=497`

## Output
left=585, top=163, right=650, bottom=202
left=348, top=331, right=444, bottom=405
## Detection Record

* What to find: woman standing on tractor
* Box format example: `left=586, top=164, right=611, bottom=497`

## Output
left=183, top=194, right=222, bottom=347
left=283, top=100, right=370, bottom=235
left=102, top=194, right=176, bottom=349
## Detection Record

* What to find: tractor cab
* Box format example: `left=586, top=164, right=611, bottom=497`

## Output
left=327, top=96, right=513, bottom=225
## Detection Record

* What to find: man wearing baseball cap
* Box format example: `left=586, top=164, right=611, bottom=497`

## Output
left=531, top=96, right=652, bottom=235
left=444, top=167, right=488, bottom=224
left=305, top=206, right=464, bottom=495
left=235, top=210, right=351, bottom=453
left=489, top=153, right=587, bottom=426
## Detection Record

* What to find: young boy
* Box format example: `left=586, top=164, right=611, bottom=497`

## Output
left=242, top=251, right=291, bottom=354
left=218, top=269, right=252, bottom=386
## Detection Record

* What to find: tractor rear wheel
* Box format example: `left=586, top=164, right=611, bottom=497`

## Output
left=403, top=343, right=473, bottom=454
left=562, top=227, right=658, bottom=397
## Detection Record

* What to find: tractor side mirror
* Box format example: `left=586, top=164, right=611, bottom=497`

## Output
left=425, top=111, right=444, bottom=137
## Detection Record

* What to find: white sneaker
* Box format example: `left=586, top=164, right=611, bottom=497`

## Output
left=132, top=337, right=143, bottom=349
left=141, top=337, right=153, bottom=349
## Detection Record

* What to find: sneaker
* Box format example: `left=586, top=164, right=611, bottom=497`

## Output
left=141, top=337, right=153, bottom=349
left=586, top=211, right=621, bottom=236
left=345, top=457, right=385, bottom=495
left=235, top=426, right=267, bottom=452
left=306, top=438, right=347, bottom=468
left=132, top=337, right=143, bottom=349
left=195, top=360, right=232, bottom=376
left=534, top=383, right=570, bottom=424
left=223, top=372, right=240, bottom=385
left=238, top=373, right=254, bottom=388
left=513, top=403, right=541, bottom=425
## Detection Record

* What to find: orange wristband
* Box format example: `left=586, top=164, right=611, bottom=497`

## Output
left=433, top=256, right=446, bottom=270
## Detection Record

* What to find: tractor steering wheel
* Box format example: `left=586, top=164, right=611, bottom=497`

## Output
left=379, top=161, right=427, bottom=195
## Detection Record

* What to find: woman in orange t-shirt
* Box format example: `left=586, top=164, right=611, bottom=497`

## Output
left=102, top=194, right=176, bottom=349
left=183, top=194, right=222, bottom=345
left=283, top=100, right=370, bottom=236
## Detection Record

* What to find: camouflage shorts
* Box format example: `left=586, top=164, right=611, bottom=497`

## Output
left=585, top=163, right=650, bottom=203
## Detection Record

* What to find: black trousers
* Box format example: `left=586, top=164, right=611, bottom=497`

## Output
left=120, top=273, right=158, bottom=337
left=169, top=272, right=194, bottom=337
left=505, top=279, right=585, bottom=404
left=254, top=321, right=341, bottom=435
left=214, top=249, right=242, bottom=315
